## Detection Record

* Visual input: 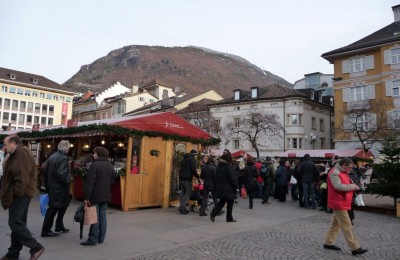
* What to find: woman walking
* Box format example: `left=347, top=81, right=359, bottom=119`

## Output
left=244, top=157, right=258, bottom=209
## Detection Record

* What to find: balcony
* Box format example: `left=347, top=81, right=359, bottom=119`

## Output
left=347, top=100, right=370, bottom=112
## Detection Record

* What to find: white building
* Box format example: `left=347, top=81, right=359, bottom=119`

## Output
left=294, top=72, right=334, bottom=97
left=208, top=85, right=334, bottom=158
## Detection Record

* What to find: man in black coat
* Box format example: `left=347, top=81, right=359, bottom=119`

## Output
left=299, top=154, right=319, bottom=209
left=41, top=140, right=71, bottom=237
left=178, top=149, right=199, bottom=215
left=81, top=146, right=115, bottom=246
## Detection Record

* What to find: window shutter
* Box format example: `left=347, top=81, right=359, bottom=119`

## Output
left=385, top=81, right=393, bottom=96
left=369, top=113, right=377, bottom=130
left=366, top=55, right=374, bottom=70
left=367, top=85, right=375, bottom=100
left=384, top=50, right=391, bottom=65
left=342, top=88, right=349, bottom=102
left=342, top=60, right=350, bottom=73
left=387, top=111, right=394, bottom=128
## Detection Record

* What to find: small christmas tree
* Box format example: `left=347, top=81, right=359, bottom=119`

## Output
left=368, top=135, right=400, bottom=207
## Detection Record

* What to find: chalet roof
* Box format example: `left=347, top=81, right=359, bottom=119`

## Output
left=175, top=99, right=218, bottom=114
left=322, top=21, right=400, bottom=60
left=0, top=67, right=76, bottom=94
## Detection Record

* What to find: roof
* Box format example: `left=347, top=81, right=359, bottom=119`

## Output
left=175, top=98, right=218, bottom=114
left=0, top=67, right=76, bottom=94
left=322, top=21, right=400, bottom=60
left=277, top=149, right=374, bottom=160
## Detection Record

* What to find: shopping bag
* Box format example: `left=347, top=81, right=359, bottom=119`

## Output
left=84, top=202, right=98, bottom=225
left=39, top=193, right=49, bottom=216
left=240, top=186, right=247, bottom=198
left=355, top=194, right=365, bottom=206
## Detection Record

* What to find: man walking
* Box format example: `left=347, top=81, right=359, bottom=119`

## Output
left=178, top=149, right=199, bottom=215
left=41, top=140, right=71, bottom=237
left=323, top=158, right=368, bottom=255
left=1, top=135, right=45, bottom=260
left=81, top=146, right=115, bottom=246
left=299, top=154, right=319, bottom=209
left=261, top=156, right=275, bottom=204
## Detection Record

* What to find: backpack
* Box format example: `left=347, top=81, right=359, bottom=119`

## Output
left=74, top=203, right=85, bottom=239
left=260, top=164, right=270, bottom=180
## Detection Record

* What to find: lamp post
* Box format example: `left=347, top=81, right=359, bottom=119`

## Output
left=305, top=133, right=317, bottom=150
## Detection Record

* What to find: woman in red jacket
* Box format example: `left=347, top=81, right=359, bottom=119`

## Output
left=323, top=158, right=368, bottom=256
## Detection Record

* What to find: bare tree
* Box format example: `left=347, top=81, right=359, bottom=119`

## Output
left=224, top=108, right=284, bottom=158
left=337, top=98, right=392, bottom=149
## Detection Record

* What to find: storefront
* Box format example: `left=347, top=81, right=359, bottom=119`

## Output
left=0, top=112, right=219, bottom=211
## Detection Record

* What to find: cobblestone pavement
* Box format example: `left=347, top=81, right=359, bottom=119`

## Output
left=132, top=211, right=400, bottom=260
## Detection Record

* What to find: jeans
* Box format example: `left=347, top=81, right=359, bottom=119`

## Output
left=302, top=182, right=316, bottom=208
left=256, top=182, right=263, bottom=198
left=262, top=183, right=271, bottom=203
left=179, top=181, right=192, bottom=211
left=42, top=206, right=68, bottom=233
left=6, top=195, right=42, bottom=258
left=88, top=203, right=108, bottom=244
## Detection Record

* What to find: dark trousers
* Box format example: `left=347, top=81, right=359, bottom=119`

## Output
left=262, top=183, right=271, bottom=203
left=298, top=183, right=304, bottom=207
left=212, top=198, right=234, bottom=221
left=275, top=185, right=287, bottom=202
left=42, top=206, right=68, bottom=234
left=320, top=189, right=327, bottom=209
left=247, top=189, right=256, bottom=207
left=199, top=188, right=215, bottom=214
left=6, top=195, right=41, bottom=258
left=290, top=184, right=298, bottom=201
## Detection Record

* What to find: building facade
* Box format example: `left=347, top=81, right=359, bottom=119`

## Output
left=0, top=67, right=75, bottom=130
left=208, top=85, right=333, bottom=158
left=322, top=5, right=400, bottom=154
left=294, top=72, right=334, bottom=97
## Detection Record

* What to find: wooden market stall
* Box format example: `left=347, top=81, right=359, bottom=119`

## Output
left=0, top=112, right=218, bottom=211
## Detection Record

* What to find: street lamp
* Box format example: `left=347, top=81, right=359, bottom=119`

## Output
left=305, top=133, right=317, bottom=149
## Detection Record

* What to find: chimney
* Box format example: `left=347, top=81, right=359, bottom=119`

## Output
left=393, top=4, right=400, bottom=22
left=131, top=84, right=138, bottom=93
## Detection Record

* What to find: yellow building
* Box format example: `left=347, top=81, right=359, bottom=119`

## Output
left=0, top=67, right=76, bottom=130
left=322, top=5, right=400, bottom=153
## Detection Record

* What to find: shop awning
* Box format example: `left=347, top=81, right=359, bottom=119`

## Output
left=231, top=150, right=254, bottom=159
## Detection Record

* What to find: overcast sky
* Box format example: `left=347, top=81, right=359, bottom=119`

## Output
left=0, top=1, right=398, bottom=85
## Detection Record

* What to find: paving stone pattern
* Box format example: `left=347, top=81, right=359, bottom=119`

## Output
left=133, top=212, right=400, bottom=260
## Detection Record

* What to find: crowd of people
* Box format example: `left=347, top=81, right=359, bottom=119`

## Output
left=178, top=149, right=370, bottom=256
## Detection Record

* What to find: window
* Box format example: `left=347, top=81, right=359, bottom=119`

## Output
left=4, top=99, right=10, bottom=109
left=0, top=98, right=2, bottom=108
left=25, top=89, right=31, bottom=96
left=345, top=114, right=375, bottom=131
left=320, top=138, right=326, bottom=149
left=34, top=116, right=40, bottom=124
left=319, top=93, right=322, bottom=102
left=234, top=117, right=240, bottom=128
left=41, top=117, right=47, bottom=125
left=9, top=87, right=16, bottom=94
left=42, top=104, right=48, bottom=114
left=215, top=119, right=220, bottom=127
left=3, top=112, right=9, bottom=121
left=40, top=92, right=45, bottom=99
left=1, top=85, right=8, bottom=92
left=18, top=114, right=25, bottom=124
left=320, top=119, right=325, bottom=131
left=66, top=97, right=72, bottom=103
left=289, top=138, right=303, bottom=149
left=60, top=96, right=65, bottom=102
left=234, top=106, right=240, bottom=111
left=149, top=98, right=155, bottom=103
left=349, top=57, right=366, bottom=73
left=53, top=95, right=59, bottom=101
left=234, top=90, right=240, bottom=100
left=12, top=100, right=18, bottom=110
left=344, top=85, right=375, bottom=102
left=11, top=113, right=17, bottom=122
left=48, top=118, right=53, bottom=126
left=26, top=115, right=32, bottom=124
left=49, top=105, right=54, bottom=115
left=390, top=48, right=400, bottom=64
left=46, top=93, right=52, bottom=100
left=288, top=114, right=302, bottom=125
left=139, top=97, right=145, bottom=101
left=17, top=88, right=23, bottom=95
left=34, top=103, right=40, bottom=113
left=27, top=102, right=34, bottom=112
left=20, top=101, right=26, bottom=112
left=251, top=88, right=258, bottom=98
left=32, top=91, right=38, bottom=98
left=311, top=117, right=316, bottom=129
left=234, top=139, right=240, bottom=149
left=310, top=91, right=314, bottom=100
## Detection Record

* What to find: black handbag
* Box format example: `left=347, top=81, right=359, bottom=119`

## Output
left=74, top=203, right=85, bottom=239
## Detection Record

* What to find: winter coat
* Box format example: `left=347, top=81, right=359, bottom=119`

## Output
left=179, top=153, right=199, bottom=181
left=200, top=162, right=216, bottom=190
left=261, top=162, right=275, bottom=185
left=327, top=165, right=358, bottom=211
left=299, top=159, right=319, bottom=183
left=275, top=165, right=290, bottom=187
left=84, top=157, right=115, bottom=204
left=1, top=145, right=36, bottom=210
left=214, top=159, right=239, bottom=200
left=43, top=150, right=71, bottom=208
left=244, top=164, right=258, bottom=191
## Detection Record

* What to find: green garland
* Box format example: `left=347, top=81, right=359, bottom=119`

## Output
left=0, top=123, right=220, bottom=146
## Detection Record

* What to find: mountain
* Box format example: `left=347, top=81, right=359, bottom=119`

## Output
left=63, top=45, right=292, bottom=98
